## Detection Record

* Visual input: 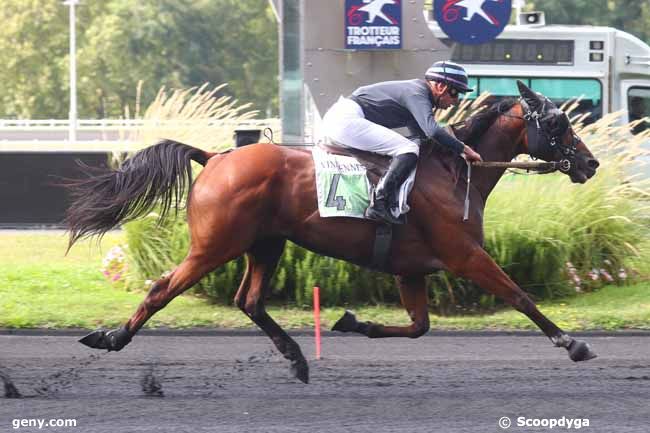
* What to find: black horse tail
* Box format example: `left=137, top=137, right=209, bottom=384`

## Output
left=65, top=139, right=214, bottom=249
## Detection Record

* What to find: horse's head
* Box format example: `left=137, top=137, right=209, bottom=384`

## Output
left=516, top=80, right=599, bottom=183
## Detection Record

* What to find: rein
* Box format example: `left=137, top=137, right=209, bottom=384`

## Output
left=462, top=100, right=575, bottom=221
left=471, top=160, right=567, bottom=171
left=462, top=159, right=565, bottom=221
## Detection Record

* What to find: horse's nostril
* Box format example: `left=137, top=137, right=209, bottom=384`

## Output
left=587, top=159, right=600, bottom=170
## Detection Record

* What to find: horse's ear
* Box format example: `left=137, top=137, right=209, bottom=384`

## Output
left=516, top=80, right=542, bottom=111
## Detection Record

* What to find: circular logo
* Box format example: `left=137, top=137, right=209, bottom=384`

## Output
left=434, top=0, right=512, bottom=45
left=498, top=416, right=512, bottom=429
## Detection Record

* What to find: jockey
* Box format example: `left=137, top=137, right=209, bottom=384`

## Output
left=322, top=60, right=483, bottom=225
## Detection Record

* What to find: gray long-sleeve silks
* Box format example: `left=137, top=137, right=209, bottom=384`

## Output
left=349, top=79, right=465, bottom=155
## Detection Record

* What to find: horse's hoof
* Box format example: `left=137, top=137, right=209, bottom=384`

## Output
left=79, top=330, right=108, bottom=349
left=290, top=359, right=310, bottom=384
left=332, top=310, right=358, bottom=333
left=568, top=339, right=597, bottom=362
left=79, top=327, right=132, bottom=352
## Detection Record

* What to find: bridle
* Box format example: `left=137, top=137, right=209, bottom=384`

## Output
left=504, top=97, right=580, bottom=174
left=462, top=98, right=582, bottom=221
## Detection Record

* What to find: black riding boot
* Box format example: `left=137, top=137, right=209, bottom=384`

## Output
left=365, top=153, right=418, bottom=225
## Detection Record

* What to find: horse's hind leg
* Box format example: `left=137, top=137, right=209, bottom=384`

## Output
left=237, top=238, right=309, bottom=383
left=233, top=254, right=253, bottom=310
left=80, top=246, right=244, bottom=352
left=332, top=274, right=430, bottom=338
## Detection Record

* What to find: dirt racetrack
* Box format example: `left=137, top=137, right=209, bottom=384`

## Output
left=1, top=331, right=649, bottom=432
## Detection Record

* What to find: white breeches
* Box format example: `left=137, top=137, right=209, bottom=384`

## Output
left=322, top=96, right=420, bottom=156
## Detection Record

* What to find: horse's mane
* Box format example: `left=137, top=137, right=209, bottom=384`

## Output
left=453, top=98, right=518, bottom=146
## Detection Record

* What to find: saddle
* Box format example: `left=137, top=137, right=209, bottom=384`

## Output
left=317, top=142, right=389, bottom=185
left=315, top=139, right=431, bottom=271
left=318, top=131, right=449, bottom=175
left=314, top=133, right=455, bottom=271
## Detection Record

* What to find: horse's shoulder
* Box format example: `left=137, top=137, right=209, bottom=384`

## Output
left=421, top=142, right=462, bottom=175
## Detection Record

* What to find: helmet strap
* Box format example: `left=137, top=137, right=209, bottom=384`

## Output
left=429, top=81, right=446, bottom=107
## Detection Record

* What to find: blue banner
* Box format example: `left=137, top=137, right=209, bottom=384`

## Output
left=345, top=0, right=402, bottom=50
left=434, top=0, right=511, bottom=45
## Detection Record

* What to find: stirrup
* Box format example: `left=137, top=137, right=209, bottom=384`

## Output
left=365, top=202, right=404, bottom=225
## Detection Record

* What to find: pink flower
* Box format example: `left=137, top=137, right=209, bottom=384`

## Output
left=599, top=269, right=614, bottom=282
left=100, top=245, right=128, bottom=284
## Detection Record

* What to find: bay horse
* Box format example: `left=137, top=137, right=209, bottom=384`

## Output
left=67, top=81, right=600, bottom=383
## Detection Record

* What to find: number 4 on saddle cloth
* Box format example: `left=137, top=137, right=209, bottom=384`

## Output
left=312, top=144, right=416, bottom=223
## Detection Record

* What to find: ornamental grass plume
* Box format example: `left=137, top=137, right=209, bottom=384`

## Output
left=118, top=82, right=280, bottom=154
left=118, top=83, right=280, bottom=290
left=435, top=92, right=492, bottom=125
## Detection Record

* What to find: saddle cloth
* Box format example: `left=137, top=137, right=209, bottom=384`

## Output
left=312, top=145, right=416, bottom=219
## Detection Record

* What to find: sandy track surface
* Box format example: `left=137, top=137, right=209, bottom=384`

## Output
left=1, top=333, right=649, bottom=432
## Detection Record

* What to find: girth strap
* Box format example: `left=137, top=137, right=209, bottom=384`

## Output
left=372, top=223, right=393, bottom=270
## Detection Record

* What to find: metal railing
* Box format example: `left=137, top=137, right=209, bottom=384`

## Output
left=0, top=118, right=279, bottom=130
left=0, top=118, right=281, bottom=152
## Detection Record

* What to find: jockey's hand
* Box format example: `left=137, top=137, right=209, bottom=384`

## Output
left=462, top=145, right=483, bottom=163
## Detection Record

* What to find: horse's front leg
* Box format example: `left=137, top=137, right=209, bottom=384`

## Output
left=332, top=274, right=430, bottom=338
left=454, top=247, right=597, bottom=362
